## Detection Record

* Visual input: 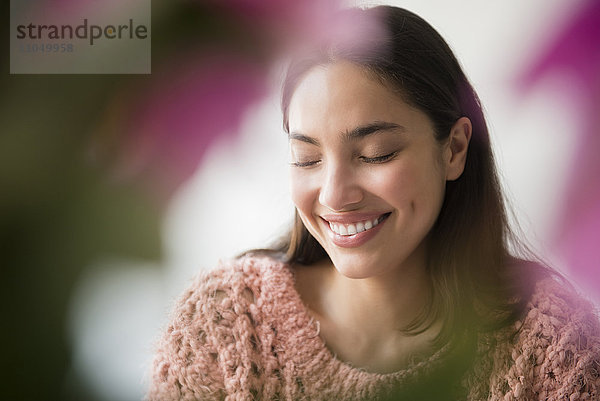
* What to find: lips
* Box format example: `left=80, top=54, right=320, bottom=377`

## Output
left=320, top=212, right=391, bottom=248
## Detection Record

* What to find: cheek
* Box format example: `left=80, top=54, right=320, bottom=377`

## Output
left=366, top=164, right=419, bottom=203
left=369, top=161, right=445, bottom=212
left=289, top=171, right=324, bottom=242
left=289, top=171, right=318, bottom=216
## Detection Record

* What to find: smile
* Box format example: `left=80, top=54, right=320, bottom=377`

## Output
left=321, top=212, right=391, bottom=248
left=327, top=215, right=386, bottom=236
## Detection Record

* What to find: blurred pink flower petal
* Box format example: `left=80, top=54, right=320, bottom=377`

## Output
left=202, top=0, right=387, bottom=59
left=117, top=53, right=268, bottom=195
left=521, top=0, right=600, bottom=295
left=521, top=0, right=600, bottom=93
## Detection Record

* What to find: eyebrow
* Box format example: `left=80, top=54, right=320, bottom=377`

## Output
left=289, top=121, right=405, bottom=146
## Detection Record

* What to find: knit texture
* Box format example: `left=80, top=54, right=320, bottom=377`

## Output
left=147, top=255, right=600, bottom=400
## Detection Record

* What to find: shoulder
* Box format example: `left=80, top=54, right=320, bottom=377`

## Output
left=522, top=274, right=600, bottom=349
left=489, top=274, right=600, bottom=400
left=146, top=254, right=292, bottom=401
left=174, top=253, right=293, bottom=313
left=190, top=253, right=290, bottom=297
left=159, top=254, right=291, bottom=332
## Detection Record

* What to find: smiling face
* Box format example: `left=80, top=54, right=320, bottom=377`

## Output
left=287, top=62, right=453, bottom=279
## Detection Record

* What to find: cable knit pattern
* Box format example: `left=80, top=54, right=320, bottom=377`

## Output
left=147, top=256, right=600, bottom=400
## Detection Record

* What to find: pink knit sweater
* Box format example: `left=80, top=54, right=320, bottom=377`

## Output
left=147, top=256, right=600, bottom=400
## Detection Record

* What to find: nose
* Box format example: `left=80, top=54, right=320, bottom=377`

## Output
left=318, top=162, right=364, bottom=211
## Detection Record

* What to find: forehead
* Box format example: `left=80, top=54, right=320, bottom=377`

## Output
left=287, top=62, right=432, bottom=138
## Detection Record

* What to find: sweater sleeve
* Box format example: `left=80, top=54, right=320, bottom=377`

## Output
left=493, top=278, right=600, bottom=401
left=146, top=274, right=226, bottom=401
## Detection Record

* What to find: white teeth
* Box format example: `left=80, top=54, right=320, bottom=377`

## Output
left=328, top=216, right=385, bottom=236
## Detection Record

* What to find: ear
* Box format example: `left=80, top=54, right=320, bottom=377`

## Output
left=444, top=117, right=472, bottom=181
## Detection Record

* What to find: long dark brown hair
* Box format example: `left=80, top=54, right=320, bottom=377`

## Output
left=253, top=5, right=543, bottom=346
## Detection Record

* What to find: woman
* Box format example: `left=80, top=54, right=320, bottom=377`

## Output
left=147, top=6, right=600, bottom=400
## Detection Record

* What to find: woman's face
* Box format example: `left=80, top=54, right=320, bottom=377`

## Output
left=287, top=62, right=453, bottom=279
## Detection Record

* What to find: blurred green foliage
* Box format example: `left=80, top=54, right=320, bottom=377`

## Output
left=0, top=1, right=268, bottom=399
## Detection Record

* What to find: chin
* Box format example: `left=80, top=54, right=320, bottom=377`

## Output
left=335, top=268, right=373, bottom=280
left=329, top=254, right=386, bottom=280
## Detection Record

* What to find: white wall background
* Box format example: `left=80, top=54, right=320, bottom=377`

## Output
left=67, top=1, right=586, bottom=399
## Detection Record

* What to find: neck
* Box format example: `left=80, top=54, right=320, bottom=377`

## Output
left=293, top=243, right=439, bottom=373
left=323, top=246, right=431, bottom=342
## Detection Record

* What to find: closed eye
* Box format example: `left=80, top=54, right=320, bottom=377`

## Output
left=360, top=152, right=397, bottom=164
left=290, top=160, right=321, bottom=168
